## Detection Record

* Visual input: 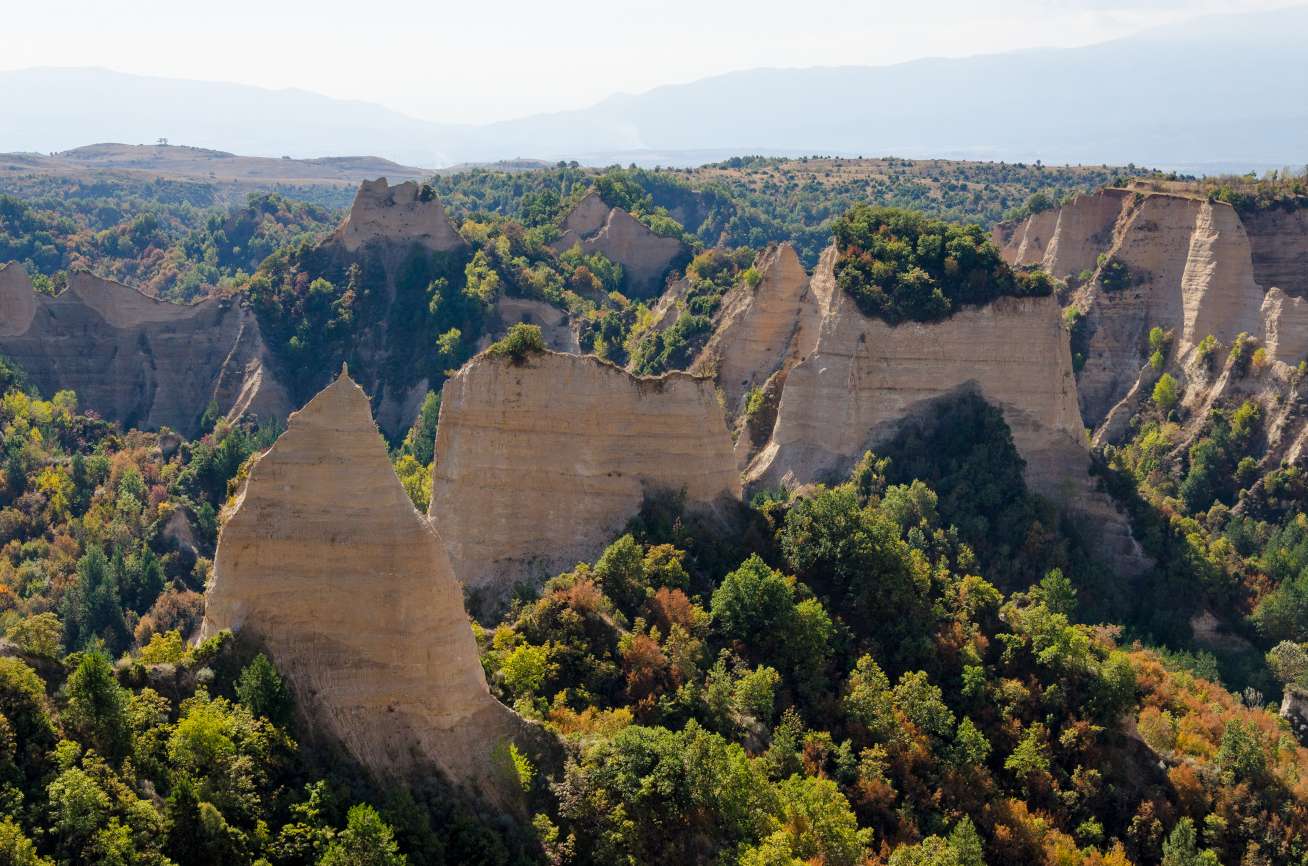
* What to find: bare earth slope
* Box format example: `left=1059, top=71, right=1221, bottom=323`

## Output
left=429, top=350, right=741, bottom=607
left=200, top=371, right=532, bottom=805
left=0, top=262, right=287, bottom=434
left=333, top=177, right=466, bottom=254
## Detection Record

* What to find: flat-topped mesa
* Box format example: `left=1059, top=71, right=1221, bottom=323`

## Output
left=745, top=249, right=1144, bottom=573
left=0, top=263, right=287, bottom=435
left=550, top=191, right=686, bottom=298
left=332, top=177, right=467, bottom=254
left=996, top=188, right=1308, bottom=442
left=429, top=349, right=741, bottom=609
left=200, top=371, right=532, bottom=805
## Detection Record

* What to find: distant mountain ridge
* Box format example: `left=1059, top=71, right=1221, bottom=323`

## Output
left=3, top=5, right=1306, bottom=171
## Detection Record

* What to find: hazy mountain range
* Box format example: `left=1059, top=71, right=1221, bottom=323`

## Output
left=4, top=5, right=1306, bottom=172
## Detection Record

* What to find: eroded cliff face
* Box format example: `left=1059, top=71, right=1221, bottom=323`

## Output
left=297, top=178, right=471, bottom=437
left=333, top=177, right=467, bottom=254
left=0, top=263, right=288, bottom=435
left=429, top=350, right=740, bottom=607
left=997, top=189, right=1308, bottom=465
left=201, top=371, right=532, bottom=805
left=551, top=192, right=686, bottom=298
left=743, top=250, right=1142, bottom=570
left=994, top=190, right=1126, bottom=282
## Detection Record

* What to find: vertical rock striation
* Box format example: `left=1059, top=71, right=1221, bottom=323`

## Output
left=429, top=350, right=741, bottom=607
left=694, top=243, right=830, bottom=417
left=0, top=263, right=288, bottom=435
left=201, top=371, right=531, bottom=805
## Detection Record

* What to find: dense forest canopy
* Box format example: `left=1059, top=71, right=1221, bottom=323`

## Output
left=832, top=205, right=1054, bottom=324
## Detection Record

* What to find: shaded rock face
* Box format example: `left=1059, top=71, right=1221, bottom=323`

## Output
left=551, top=192, right=686, bottom=298
left=201, top=372, right=529, bottom=805
left=743, top=250, right=1143, bottom=572
left=0, top=263, right=288, bottom=436
left=333, top=177, right=466, bottom=254
left=430, top=351, right=741, bottom=608
left=1243, top=206, right=1308, bottom=298
left=285, top=179, right=471, bottom=438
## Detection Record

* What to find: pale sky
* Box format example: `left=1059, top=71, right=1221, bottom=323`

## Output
left=3, top=0, right=1293, bottom=124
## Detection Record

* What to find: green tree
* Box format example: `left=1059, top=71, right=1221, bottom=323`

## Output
left=236, top=654, right=293, bottom=727
left=0, top=816, right=53, bottom=866
left=1161, top=817, right=1220, bottom=866
left=1153, top=372, right=1180, bottom=412
left=64, top=650, right=131, bottom=761
left=319, top=804, right=407, bottom=866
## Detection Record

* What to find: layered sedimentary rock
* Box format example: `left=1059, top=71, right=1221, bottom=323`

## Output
left=552, top=192, right=686, bottom=298
left=0, top=263, right=287, bottom=435
left=430, top=350, right=740, bottom=605
left=694, top=243, right=830, bottom=417
left=332, top=177, right=466, bottom=254
left=201, top=371, right=530, bottom=804
left=744, top=250, right=1142, bottom=570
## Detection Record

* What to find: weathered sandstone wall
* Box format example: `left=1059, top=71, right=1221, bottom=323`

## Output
left=1243, top=206, right=1308, bottom=297
left=429, top=350, right=740, bottom=605
left=0, top=263, right=288, bottom=435
left=201, top=371, right=531, bottom=805
left=482, top=296, right=580, bottom=354
left=994, top=190, right=1127, bottom=281
left=998, top=190, right=1308, bottom=441
left=744, top=250, right=1142, bottom=570
left=552, top=192, right=686, bottom=298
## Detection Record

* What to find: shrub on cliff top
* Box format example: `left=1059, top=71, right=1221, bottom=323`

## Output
left=486, top=323, right=547, bottom=364
left=833, top=205, right=1050, bottom=324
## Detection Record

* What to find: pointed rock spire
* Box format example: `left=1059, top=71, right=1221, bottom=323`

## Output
left=202, top=374, right=534, bottom=805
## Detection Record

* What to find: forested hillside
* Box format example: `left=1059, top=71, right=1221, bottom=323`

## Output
left=3, top=164, right=1308, bottom=866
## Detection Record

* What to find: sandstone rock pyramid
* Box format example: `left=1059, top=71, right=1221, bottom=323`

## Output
left=429, top=349, right=741, bottom=607
left=332, top=177, right=467, bottom=254
left=0, top=263, right=288, bottom=435
left=551, top=191, right=686, bottom=298
left=201, top=369, right=531, bottom=805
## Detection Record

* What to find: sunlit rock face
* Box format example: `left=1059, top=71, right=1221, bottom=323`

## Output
left=429, top=350, right=740, bottom=609
left=201, top=371, right=531, bottom=806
